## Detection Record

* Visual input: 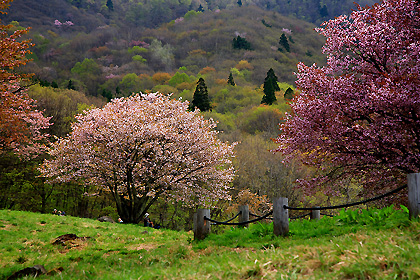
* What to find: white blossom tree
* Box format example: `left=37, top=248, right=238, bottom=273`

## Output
left=40, top=93, right=235, bottom=223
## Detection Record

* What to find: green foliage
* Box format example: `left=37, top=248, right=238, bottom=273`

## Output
left=335, top=206, right=411, bottom=228
left=227, top=72, right=235, bottom=86
left=278, top=33, right=290, bottom=52
left=132, top=55, right=147, bottom=63
left=184, top=10, right=200, bottom=20
left=106, top=0, right=113, bottom=11
left=168, top=72, right=191, bottom=87
left=284, top=87, right=294, bottom=100
left=128, top=46, right=148, bottom=54
left=232, top=35, right=252, bottom=50
left=119, top=73, right=142, bottom=95
left=261, top=68, right=280, bottom=105
left=239, top=105, right=283, bottom=136
left=71, top=58, right=101, bottom=77
left=190, top=77, right=211, bottom=111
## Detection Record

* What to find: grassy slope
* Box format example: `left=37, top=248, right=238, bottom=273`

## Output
left=1, top=209, right=420, bottom=279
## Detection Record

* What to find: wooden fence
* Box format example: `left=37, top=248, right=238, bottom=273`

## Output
left=193, top=173, right=420, bottom=240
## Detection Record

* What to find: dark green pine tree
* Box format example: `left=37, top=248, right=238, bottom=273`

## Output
left=284, top=87, right=294, bottom=100
left=232, top=36, right=252, bottom=50
left=279, top=33, right=290, bottom=52
left=106, top=0, right=114, bottom=11
left=67, top=79, right=76, bottom=90
left=227, top=72, right=235, bottom=86
left=261, top=68, right=280, bottom=105
left=190, top=78, right=211, bottom=111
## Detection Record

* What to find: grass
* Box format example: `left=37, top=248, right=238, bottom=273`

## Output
left=1, top=207, right=420, bottom=279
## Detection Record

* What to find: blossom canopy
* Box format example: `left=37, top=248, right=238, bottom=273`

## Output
left=40, top=93, right=235, bottom=223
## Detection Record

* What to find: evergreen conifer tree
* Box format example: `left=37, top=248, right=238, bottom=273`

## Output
left=284, top=87, right=294, bottom=100
left=106, top=0, right=114, bottom=11
left=227, top=73, right=235, bottom=86
left=190, top=78, right=211, bottom=111
left=67, top=80, right=76, bottom=90
left=261, top=68, right=280, bottom=105
left=279, top=33, right=290, bottom=52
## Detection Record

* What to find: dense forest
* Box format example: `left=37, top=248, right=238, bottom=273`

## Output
left=0, top=0, right=382, bottom=229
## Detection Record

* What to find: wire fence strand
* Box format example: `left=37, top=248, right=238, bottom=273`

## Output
left=205, top=210, right=273, bottom=226
left=284, top=184, right=407, bottom=211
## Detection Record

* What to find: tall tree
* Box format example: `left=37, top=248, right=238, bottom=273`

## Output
left=278, top=33, right=290, bottom=52
left=275, top=0, right=420, bottom=195
left=106, top=0, right=114, bottom=11
left=190, top=77, right=211, bottom=111
left=261, top=68, right=280, bottom=105
left=40, top=93, right=235, bottom=224
left=0, top=0, right=51, bottom=159
left=232, top=36, right=252, bottom=50
left=227, top=72, right=235, bottom=86
left=284, top=87, right=294, bottom=100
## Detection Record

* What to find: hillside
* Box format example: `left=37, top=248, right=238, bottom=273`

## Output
left=1, top=209, right=419, bottom=279
left=3, top=0, right=380, bottom=29
left=3, top=3, right=327, bottom=97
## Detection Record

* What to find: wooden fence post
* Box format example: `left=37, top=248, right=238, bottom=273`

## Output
left=273, top=197, right=289, bottom=236
left=238, top=205, right=249, bottom=228
left=310, top=207, right=320, bottom=220
left=194, top=209, right=210, bottom=240
left=408, top=173, right=420, bottom=219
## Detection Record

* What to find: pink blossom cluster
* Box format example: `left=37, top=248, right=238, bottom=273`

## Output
left=54, top=20, right=74, bottom=27
left=275, top=0, right=420, bottom=194
left=281, top=28, right=292, bottom=34
left=174, top=17, right=184, bottom=23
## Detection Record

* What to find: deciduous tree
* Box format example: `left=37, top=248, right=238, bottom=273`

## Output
left=275, top=0, right=420, bottom=195
left=40, top=93, right=235, bottom=224
left=0, top=0, right=51, bottom=159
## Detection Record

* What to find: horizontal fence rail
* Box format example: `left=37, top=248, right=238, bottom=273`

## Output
left=284, top=184, right=407, bottom=211
left=204, top=210, right=273, bottom=226
left=193, top=179, right=415, bottom=240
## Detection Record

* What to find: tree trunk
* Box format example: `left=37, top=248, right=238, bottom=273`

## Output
left=115, top=195, right=154, bottom=224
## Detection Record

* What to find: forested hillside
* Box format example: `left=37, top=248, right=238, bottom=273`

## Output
left=4, top=0, right=380, bottom=30
left=0, top=0, right=380, bottom=229
left=4, top=3, right=326, bottom=95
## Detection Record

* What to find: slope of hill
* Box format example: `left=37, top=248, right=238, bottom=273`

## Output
left=3, top=0, right=380, bottom=30
left=3, top=3, right=326, bottom=96
left=1, top=209, right=419, bottom=279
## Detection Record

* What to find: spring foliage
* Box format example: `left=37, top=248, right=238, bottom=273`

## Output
left=276, top=0, right=420, bottom=193
left=40, top=93, right=235, bottom=223
left=0, top=0, right=51, bottom=158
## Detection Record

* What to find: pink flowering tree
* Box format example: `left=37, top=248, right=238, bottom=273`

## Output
left=40, top=93, right=235, bottom=224
left=275, top=0, right=420, bottom=195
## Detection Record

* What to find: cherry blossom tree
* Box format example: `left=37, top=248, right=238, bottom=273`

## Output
left=40, top=93, right=236, bottom=224
left=275, top=0, right=420, bottom=195
left=0, top=0, right=51, bottom=158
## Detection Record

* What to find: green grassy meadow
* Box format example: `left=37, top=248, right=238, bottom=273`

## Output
left=1, top=208, right=420, bottom=279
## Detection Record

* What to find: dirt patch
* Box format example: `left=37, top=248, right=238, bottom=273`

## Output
left=1, top=223, right=13, bottom=230
left=131, top=243, right=158, bottom=251
left=52, top=234, right=91, bottom=254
